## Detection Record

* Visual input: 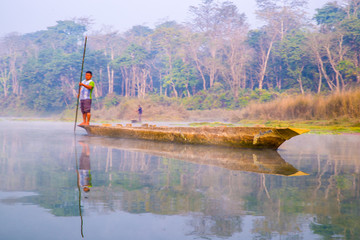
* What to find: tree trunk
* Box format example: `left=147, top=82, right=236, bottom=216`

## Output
left=258, top=38, right=274, bottom=90
left=209, top=43, right=219, bottom=88
left=189, top=42, right=207, bottom=90
left=171, top=82, right=178, bottom=98
left=185, top=83, right=191, bottom=98
left=159, top=72, right=163, bottom=96
left=10, top=61, right=19, bottom=95
left=325, top=46, right=341, bottom=92
left=313, top=47, right=334, bottom=91
left=195, top=59, right=207, bottom=90
left=107, top=64, right=114, bottom=94
left=131, top=66, right=136, bottom=97
left=277, top=65, right=282, bottom=90
left=317, top=63, right=322, bottom=94
left=122, top=67, right=130, bottom=97
left=0, top=68, right=10, bottom=97
left=297, top=67, right=305, bottom=95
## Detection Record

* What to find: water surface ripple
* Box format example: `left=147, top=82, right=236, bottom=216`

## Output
left=0, top=121, right=359, bottom=240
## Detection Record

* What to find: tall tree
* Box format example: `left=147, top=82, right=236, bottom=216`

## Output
left=0, top=55, right=10, bottom=97
left=114, top=43, right=151, bottom=98
left=182, top=28, right=208, bottom=91
left=88, top=29, right=124, bottom=95
left=279, top=30, right=310, bottom=94
left=314, top=1, right=360, bottom=91
left=217, top=1, right=249, bottom=97
left=254, top=0, right=308, bottom=89
left=151, top=21, right=183, bottom=97
left=189, top=0, right=222, bottom=88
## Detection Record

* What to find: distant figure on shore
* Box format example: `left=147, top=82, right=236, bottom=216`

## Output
left=138, top=105, right=143, bottom=122
left=77, top=141, right=92, bottom=193
left=78, top=71, right=95, bottom=125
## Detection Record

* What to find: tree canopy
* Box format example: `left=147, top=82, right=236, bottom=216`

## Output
left=1, top=0, right=360, bottom=112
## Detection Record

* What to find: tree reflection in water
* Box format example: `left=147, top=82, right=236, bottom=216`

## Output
left=0, top=123, right=359, bottom=239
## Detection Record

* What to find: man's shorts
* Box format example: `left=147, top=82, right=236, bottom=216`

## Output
left=80, top=99, right=92, bottom=114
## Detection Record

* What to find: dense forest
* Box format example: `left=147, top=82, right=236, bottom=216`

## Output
left=1, top=0, right=360, bottom=114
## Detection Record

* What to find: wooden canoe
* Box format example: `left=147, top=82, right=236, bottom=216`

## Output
left=81, top=137, right=308, bottom=176
left=78, top=124, right=309, bottom=149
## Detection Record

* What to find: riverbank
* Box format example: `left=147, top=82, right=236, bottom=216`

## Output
left=237, top=119, right=360, bottom=134
left=2, top=90, right=360, bottom=134
left=2, top=116, right=359, bottom=135
left=187, top=119, right=360, bottom=134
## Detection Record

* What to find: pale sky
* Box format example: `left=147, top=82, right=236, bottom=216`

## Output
left=1, top=0, right=331, bottom=37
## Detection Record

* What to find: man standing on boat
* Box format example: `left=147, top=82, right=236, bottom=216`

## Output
left=78, top=71, right=95, bottom=125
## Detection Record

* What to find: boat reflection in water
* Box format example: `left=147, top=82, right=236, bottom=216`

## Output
left=82, top=136, right=308, bottom=177
left=73, top=136, right=307, bottom=238
left=2, top=121, right=359, bottom=239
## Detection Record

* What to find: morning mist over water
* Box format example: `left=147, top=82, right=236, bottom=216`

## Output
left=0, top=120, right=359, bottom=239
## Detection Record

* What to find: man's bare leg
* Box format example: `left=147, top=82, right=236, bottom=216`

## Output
left=79, top=113, right=87, bottom=125
left=85, top=113, right=91, bottom=125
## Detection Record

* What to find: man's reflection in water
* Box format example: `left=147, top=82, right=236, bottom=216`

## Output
left=77, top=141, right=92, bottom=197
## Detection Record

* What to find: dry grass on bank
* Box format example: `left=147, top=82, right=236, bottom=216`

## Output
left=91, top=98, right=190, bottom=122
left=92, top=100, right=244, bottom=123
left=60, top=90, right=360, bottom=124
left=187, top=109, right=242, bottom=122
left=239, top=90, right=360, bottom=121
left=64, top=99, right=242, bottom=123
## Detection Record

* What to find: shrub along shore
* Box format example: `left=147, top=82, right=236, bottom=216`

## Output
left=2, top=90, right=360, bottom=134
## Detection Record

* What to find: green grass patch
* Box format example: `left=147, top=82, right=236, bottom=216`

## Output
left=189, top=122, right=235, bottom=127
left=238, top=119, right=360, bottom=134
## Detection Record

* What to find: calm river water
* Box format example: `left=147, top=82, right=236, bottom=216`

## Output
left=0, top=120, right=359, bottom=240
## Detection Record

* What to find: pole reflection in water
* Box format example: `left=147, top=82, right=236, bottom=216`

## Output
left=75, top=140, right=92, bottom=238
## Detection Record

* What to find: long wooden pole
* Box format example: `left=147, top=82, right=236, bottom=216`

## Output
left=74, top=36, right=88, bottom=132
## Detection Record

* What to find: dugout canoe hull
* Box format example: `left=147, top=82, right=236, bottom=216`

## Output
left=78, top=124, right=309, bottom=149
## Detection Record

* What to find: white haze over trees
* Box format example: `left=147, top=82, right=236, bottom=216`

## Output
left=1, top=0, right=329, bottom=36
left=1, top=0, right=358, bottom=114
